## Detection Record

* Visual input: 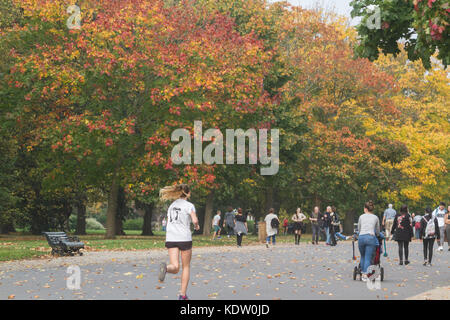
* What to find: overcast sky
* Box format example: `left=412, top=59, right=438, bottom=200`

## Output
left=270, top=0, right=359, bottom=24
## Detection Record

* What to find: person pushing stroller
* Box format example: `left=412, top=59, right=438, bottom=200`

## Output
left=354, top=201, right=383, bottom=282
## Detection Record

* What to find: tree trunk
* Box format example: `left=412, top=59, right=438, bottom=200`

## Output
left=62, top=200, right=72, bottom=233
left=141, top=202, right=154, bottom=236
left=115, top=215, right=124, bottom=235
left=264, top=186, right=274, bottom=215
left=314, top=193, right=321, bottom=208
left=344, top=209, right=355, bottom=235
left=75, top=200, right=86, bottom=235
left=105, top=178, right=119, bottom=239
left=202, top=191, right=215, bottom=235
left=0, top=223, right=15, bottom=234
left=115, top=186, right=126, bottom=235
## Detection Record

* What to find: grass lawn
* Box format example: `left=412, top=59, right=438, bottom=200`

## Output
left=0, top=230, right=312, bottom=262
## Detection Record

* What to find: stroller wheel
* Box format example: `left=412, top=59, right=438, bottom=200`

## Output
left=353, top=266, right=357, bottom=280
left=380, top=267, right=384, bottom=282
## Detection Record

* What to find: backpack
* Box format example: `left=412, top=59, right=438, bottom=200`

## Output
left=424, top=216, right=435, bottom=238
left=270, top=217, right=280, bottom=229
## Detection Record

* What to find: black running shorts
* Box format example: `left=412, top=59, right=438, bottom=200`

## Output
left=165, top=241, right=193, bottom=251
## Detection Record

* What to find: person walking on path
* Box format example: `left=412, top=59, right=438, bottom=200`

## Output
left=432, top=202, right=447, bottom=251
left=357, top=200, right=380, bottom=282
left=420, top=207, right=440, bottom=266
left=158, top=184, right=199, bottom=300
left=382, top=204, right=396, bottom=240
left=265, top=208, right=279, bottom=248
left=329, top=207, right=340, bottom=246
left=223, top=206, right=235, bottom=238
left=292, top=208, right=306, bottom=245
left=413, top=213, right=423, bottom=240
left=445, top=206, right=450, bottom=251
left=323, top=206, right=332, bottom=245
left=234, top=208, right=248, bottom=247
left=162, top=217, right=167, bottom=232
left=283, top=217, right=289, bottom=235
left=309, top=206, right=321, bottom=244
left=212, top=210, right=222, bottom=240
left=391, top=205, right=414, bottom=265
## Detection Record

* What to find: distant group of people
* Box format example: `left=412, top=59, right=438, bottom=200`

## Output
left=156, top=182, right=448, bottom=299
left=210, top=205, right=351, bottom=248
left=387, top=202, right=449, bottom=266
left=357, top=200, right=449, bottom=282
left=212, top=206, right=280, bottom=248
left=211, top=207, right=250, bottom=247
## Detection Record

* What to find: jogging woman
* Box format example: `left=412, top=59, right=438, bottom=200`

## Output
left=292, top=208, right=306, bottom=245
left=420, top=207, right=440, bottom=266
left=234, top=208, right=247, bottom=247
left=158, top=184, right=199, bottom=300
left=357, top=200, right=380, bottom=282
left=391, top=205, right=414, bottom=265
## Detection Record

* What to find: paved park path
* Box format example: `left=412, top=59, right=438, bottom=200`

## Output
left=1, top=241, right=449, bottom=300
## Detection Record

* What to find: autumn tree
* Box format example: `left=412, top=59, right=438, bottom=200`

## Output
left=351, top=0, right=449, bottom=68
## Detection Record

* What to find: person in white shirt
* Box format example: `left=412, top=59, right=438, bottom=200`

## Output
left=264, top=208, right=279, bottom=248
left=211, top=210, right=222, bottom=240
left=357, top=200, right=380, bottom=282
left=158, top=184, right=199, bottom=301
left=432, top=202, right=447, bottom=251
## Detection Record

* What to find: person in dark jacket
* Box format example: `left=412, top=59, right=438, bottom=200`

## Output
left=329, top=207, right=339, bottom=246
left=234, top=208, right=248, bottom=247
left=323, top=206, right=332, bottom=245
left=391, top=204, right=414, bottom=265
left=420, top=207, right=440, bottom=266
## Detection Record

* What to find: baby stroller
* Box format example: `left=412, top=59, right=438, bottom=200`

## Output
left=352, top=230, right=385, bottom=282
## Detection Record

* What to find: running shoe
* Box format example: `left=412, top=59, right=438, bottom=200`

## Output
left=399, top=261, right=403, bottom=265
left=158, top=262, right=167, bottom=282
left=361, top=274, right=368, bottom=282
left=265, top=243, right=269, bottom=248
left=178, top=295, right=189, bottom=300
left=423, top=261, right=427, bottom=266
left=438, top=246, right=443, bottom=251
left=405, top=260, right=410, bottom=265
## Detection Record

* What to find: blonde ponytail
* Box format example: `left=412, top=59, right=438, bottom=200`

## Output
left=159, top=184, right=190, bottom=201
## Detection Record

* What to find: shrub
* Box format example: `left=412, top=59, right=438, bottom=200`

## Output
left=69, top=215, right=105, bottom=230
left=123, top=218, right=143, bottom=230
left=247, top=220, right=255, bottom=234
left=86, top=218, right=105, bottom=230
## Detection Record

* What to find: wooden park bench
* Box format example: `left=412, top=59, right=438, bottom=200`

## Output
left=43, top=232, right=84, bottom=256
